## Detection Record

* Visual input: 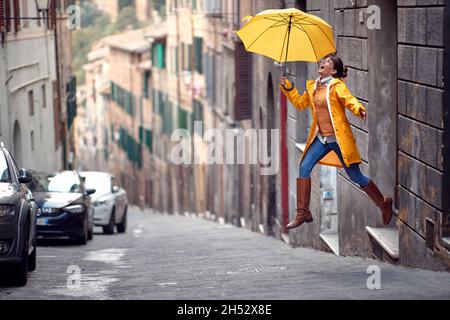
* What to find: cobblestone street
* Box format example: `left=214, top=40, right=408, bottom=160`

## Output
left=0, top=207, right=449, bottom=300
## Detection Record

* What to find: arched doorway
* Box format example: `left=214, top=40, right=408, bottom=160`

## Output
left=13, top=121, right=23, bottom=167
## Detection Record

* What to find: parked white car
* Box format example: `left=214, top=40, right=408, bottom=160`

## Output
left=80, top=172, right=128, bottom=234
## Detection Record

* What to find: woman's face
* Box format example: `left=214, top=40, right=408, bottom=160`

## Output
left=318, top=57, right=337, bottom=78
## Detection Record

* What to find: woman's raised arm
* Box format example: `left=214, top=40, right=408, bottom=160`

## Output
left=280, top=78, right=311, bottom=111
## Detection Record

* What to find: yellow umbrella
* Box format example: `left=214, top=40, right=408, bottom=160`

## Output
left=237, top=8, right=336, bottom=75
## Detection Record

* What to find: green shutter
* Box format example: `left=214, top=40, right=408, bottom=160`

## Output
left=139, top=127, right=144, bottom=143
left=152, top=45, right=157, bottom=66
left=131, top=94, right=136, bottom=116
left=187, top=44, right=192, bottom=70
left=162, top=100, right=172, bottom=135
left=194, top=37, right=203, bottom=74
left=145, top=129, right=153, bottom=153
left=143, top=71, right=150, bottom=97
left=176, top=45, right=179, bottom=74
left=181, top=44, right=185, bottom=71
left=178, top=105, right=188, bottom=130
left=154, top=43, right=165, bottom=69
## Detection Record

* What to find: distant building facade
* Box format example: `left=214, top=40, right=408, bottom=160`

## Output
left=0, top=0, right=75, bottom=172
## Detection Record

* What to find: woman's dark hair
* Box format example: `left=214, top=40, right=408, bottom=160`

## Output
left=324, top=53, right=348, bottom=79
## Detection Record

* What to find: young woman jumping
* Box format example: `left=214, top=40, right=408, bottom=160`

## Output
left=280, top=53, right=393, bottom=230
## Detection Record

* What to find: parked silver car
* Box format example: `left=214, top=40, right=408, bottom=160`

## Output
left=80, top=172, right=128, bottom=234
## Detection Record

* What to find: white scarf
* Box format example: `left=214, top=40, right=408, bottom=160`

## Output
left=319, top=76, right=333, bottom=86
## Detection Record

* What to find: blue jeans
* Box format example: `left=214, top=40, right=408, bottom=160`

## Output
left=299, top=137, right=370, bottom=188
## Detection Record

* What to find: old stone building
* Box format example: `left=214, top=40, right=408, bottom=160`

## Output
left=0, top=0, right=75, bottom=172
left=240, top=0, right=449, bottom=271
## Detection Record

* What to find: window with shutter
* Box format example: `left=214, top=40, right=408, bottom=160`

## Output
left=194, top=37, right=203, bottom=74
left=175, top=45, right=179, bottom=74
left=187, top=44, right=192, bottom=70
left=181, top=43, right=185, bottom=71
left=192, top=99, right=204, bottom=132
left=143, top=72, right=150, bottom=97
left=13, top=0, right=20, bottom=32
left=178, top=105, right=188, bottom=130
left=5, top=0, right=11, bottom=32
left=0, top=0, right=5, bottom=33
left=234, top=42, right=252, bottom=121
left=164, top=100, right=173, bottom=135
left=145, top=129, right=152, bottom=153
left=49, top=0, right=56, bottom=30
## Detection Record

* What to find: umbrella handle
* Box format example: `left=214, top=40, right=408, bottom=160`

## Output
left=281, top=82, right=295, bottom=91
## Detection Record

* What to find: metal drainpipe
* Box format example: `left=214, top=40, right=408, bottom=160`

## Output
left=53, top=7, right=66, bottom=170
left=236, top=0, right=240, bottom=29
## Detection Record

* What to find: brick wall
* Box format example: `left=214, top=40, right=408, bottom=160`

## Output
left=396, top=0, right=446, bottom=270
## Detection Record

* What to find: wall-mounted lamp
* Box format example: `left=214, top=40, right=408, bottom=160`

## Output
left=34, top=0, right=50, bottom=13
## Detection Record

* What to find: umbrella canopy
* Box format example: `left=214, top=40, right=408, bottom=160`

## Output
left=236, top=8, right=336, bottom=65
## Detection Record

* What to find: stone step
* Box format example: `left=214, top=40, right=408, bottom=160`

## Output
left=442, top=237, right=450, bottom=251
left=320, top=230, right=340, bottom=256
left=366, top=226, right=399, bottom=261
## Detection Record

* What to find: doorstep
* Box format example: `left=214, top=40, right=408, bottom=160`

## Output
left=295, top=143, right=307, bottom=153
left=320, top=230, right=340, bottom=256
left=442, top=237, right=450, bottom=251
left=365, top=226, right=399, bottom=261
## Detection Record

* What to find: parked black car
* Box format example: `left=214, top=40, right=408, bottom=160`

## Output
left=28, top=171, right=95, bottom=245
left=0, top=143, right=37, bottom=286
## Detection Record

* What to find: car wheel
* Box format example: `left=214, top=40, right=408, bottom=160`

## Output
left=15, top=219, right=30, bottom=286
left=103, top=208, right=115, bottom=235
left=117, top=207, right=127, bottom=234
left=28, top=245, right=37, bottom=272
left=74, top=215, right=88, bottom=245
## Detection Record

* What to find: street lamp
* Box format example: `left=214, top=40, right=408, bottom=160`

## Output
left=34, top=0, right=50, bottom=24
left=35, top=0, right=50, bottom=13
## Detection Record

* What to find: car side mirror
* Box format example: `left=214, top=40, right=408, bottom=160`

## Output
left=87, top=189, right=96, bottom=195
left=18, top=169, right=33, bottom=184
left=112, top=186, right=120, bottom=193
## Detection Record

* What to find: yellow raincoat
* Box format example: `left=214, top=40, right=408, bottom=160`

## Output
left=281, top=78, right=366, bottom=168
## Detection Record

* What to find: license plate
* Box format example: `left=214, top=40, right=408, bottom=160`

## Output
left=37, top=218, right=48, bottom=226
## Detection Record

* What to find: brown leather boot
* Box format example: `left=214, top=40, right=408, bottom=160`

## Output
left=362, top=180, right=393, bottom=225
left=286, top=178, right=313, bottom=230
